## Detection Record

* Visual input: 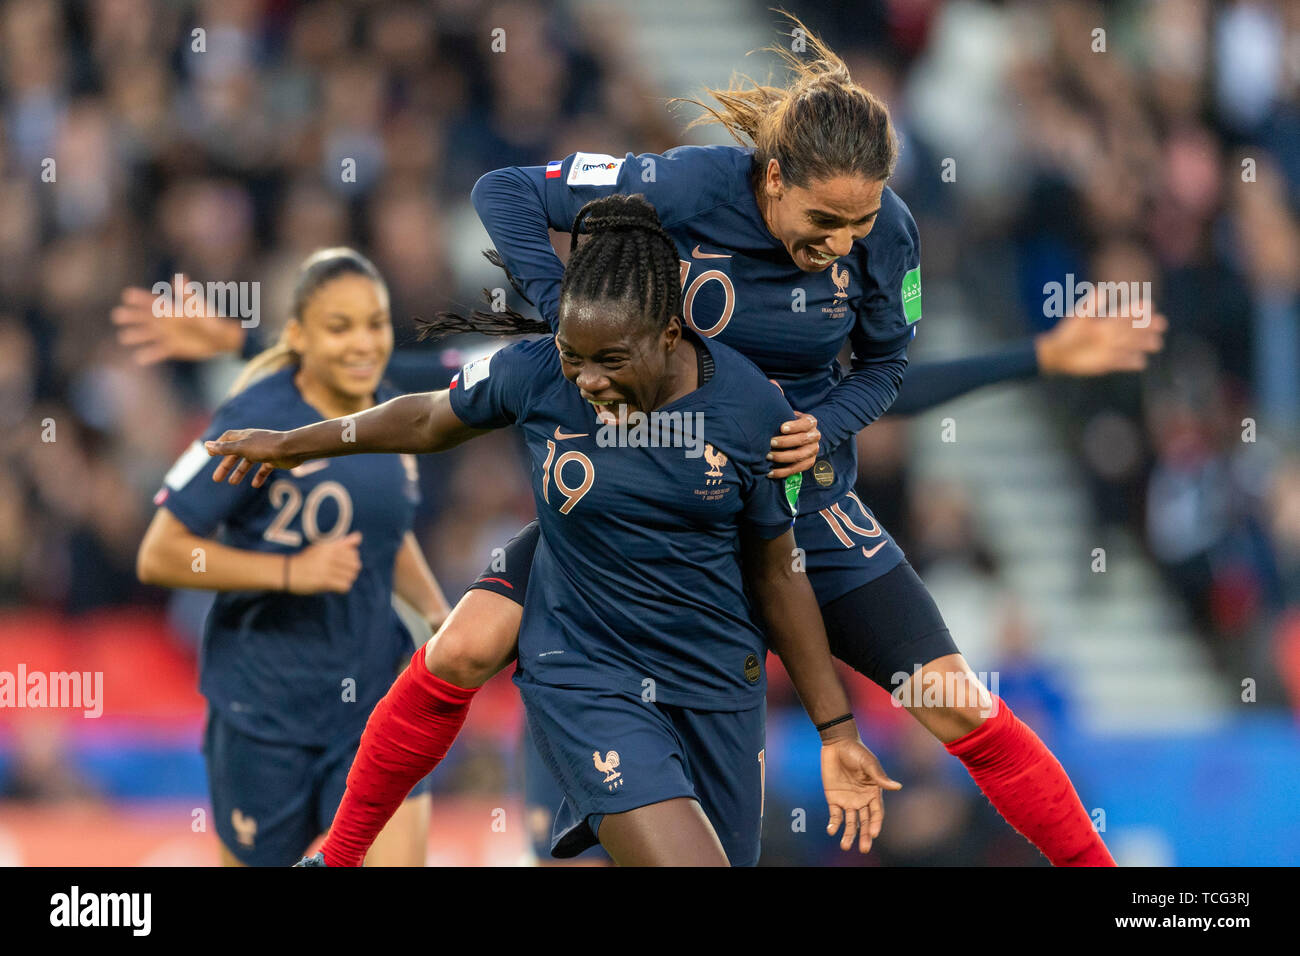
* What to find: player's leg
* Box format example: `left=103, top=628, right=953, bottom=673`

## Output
left=316, top=522, right=537, bottom=866
left=517, top=679, right=730, bottom=866
left=596, top=798, right=729, bottom=866
left=315, top=729, right=433, bottom=866
left=660, top=701, right=767, bottom=866
left=424, top=587, right=520, bottom=687
left=361, top=792, right=431, bottom=866
left=521, top=715, right=610, bottom=865
left=217, top=845, right=246, bottom=867
left=807, top=500, right=1115, bottom=866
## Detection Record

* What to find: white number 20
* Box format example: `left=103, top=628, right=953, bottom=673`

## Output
left=262, top=479, right=353, bottom=546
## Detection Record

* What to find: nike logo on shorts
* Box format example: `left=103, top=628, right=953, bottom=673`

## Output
left=554, top=426, right=589, bottom=441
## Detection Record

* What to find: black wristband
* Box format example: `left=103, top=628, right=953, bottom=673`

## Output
left=815, top=713, right=854, bottom=733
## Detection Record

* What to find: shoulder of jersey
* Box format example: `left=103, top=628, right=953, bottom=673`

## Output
left=869, top=186, right=919, bottom=248
left=660, top=144, right=753, bottom=205
left=216, top=365, right=297, bottom=419
left=701, top=337, right=782, bottom=406
left=468, top=336, right=558, bottom=387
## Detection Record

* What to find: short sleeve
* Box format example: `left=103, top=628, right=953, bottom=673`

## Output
left=155, top=399, right=263, bottom=537
left=852, top=187, right=922, bottom=357
left=540, top=146, right=739, bottom=234
left=447, top=338, right=552, bottom=430
left=737, top=382, right=801, bottom=540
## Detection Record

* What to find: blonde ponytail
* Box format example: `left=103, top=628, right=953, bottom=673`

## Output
left=226, top=327, right=300, bottom=397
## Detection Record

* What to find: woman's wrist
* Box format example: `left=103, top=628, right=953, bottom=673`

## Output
left=817, top=714, right=858, bottom=744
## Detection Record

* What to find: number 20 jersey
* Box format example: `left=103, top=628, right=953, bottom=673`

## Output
left=155, top=366, right=420, bottom=746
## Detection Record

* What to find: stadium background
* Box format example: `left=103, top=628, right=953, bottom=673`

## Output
left=1, top=0, right=1298, bottom=865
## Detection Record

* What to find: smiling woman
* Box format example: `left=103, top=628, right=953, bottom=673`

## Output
left=204, top=195, right=899, bottom=867
left=135, top=247, right=449, bottom=867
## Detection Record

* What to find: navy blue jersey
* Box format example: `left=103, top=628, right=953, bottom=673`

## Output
left=155, top=367, right=421, bottom=746
left=471, top=145, right=921, bottom=513
left=448, top=334, right=800, bottom=710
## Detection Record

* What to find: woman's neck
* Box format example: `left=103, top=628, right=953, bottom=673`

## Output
left=651, top=335, right=700, bottom=410
left=294, top=367, right=374, bottom=420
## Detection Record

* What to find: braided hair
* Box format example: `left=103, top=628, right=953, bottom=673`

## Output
left=417, top=194, right=683, bottom=341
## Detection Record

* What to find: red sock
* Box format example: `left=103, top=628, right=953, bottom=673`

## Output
left=320, top=647, right=478, bottom=867
left=944, top=697, right=1115, bottom=866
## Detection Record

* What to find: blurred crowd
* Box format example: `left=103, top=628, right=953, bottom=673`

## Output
left=1, top=0, right=1298, bottom=863
left=803, top=0, right=1300, bottom=709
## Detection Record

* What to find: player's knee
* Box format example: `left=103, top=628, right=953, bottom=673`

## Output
left=424, top=625, right=499, bottom=688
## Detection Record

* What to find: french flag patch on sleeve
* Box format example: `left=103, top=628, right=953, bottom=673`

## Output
left=545, top=160, right=562, bottom=179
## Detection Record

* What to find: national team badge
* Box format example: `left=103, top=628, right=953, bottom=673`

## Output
left=593, top=750, right=623, bottom=790
left=704, top=443, right=728, bottom=486
left=831, top=261, right=850, bottom=300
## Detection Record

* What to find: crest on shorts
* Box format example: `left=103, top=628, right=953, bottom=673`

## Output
left=592, top=750, right=623, bottom=790
left=232, top=809, right=257, bottom=848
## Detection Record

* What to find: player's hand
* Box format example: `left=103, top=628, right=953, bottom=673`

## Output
left=111, top=277, right=245, bottom=365
left=205, top=429, right=309, bottom=487
left=767, top=407, right=820, bottom=480
left=819, top=725, right=901, bottom=853
left=288, top=532, right=363, bottom=595
left=1034, top=296, right=1167, bottom=377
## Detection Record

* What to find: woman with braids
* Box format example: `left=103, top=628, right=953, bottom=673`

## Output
left=206, top=196, right=900, bottom=867
left=136, top=248, right=450, bottom=866
left=274, top=14, right=1131, bottom=868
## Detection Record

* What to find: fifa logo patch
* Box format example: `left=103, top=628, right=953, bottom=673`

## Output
left=593, top=750, right=623, bottom=790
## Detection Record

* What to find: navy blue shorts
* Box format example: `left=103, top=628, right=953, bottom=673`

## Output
left=521, top=716, right=610, bottom=863
left=517, top=678, right=766, bottom=866
left=476, top=492, right=957, bottom=692
left=202, top=707, right=432, bottom=866
left=794, top=488, right=904, bottom=605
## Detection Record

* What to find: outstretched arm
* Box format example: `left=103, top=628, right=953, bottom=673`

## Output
left=205, top=390, right=486, bottom=488
left=743, top=527, right=901, bottom=852
left=889, top=307, right=1168, bottom=416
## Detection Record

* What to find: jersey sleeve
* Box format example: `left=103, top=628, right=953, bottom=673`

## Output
left=155, top=398, right=265, bottom=537
left=446, top=338, right=553, bottom=430
left=809, top=187, right=921, bottom=451
left=471, top=146, right=737, bottom=330
left=888, top=340, right=1038, bottom=416
left=735, top=382, right=802, bottom=540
